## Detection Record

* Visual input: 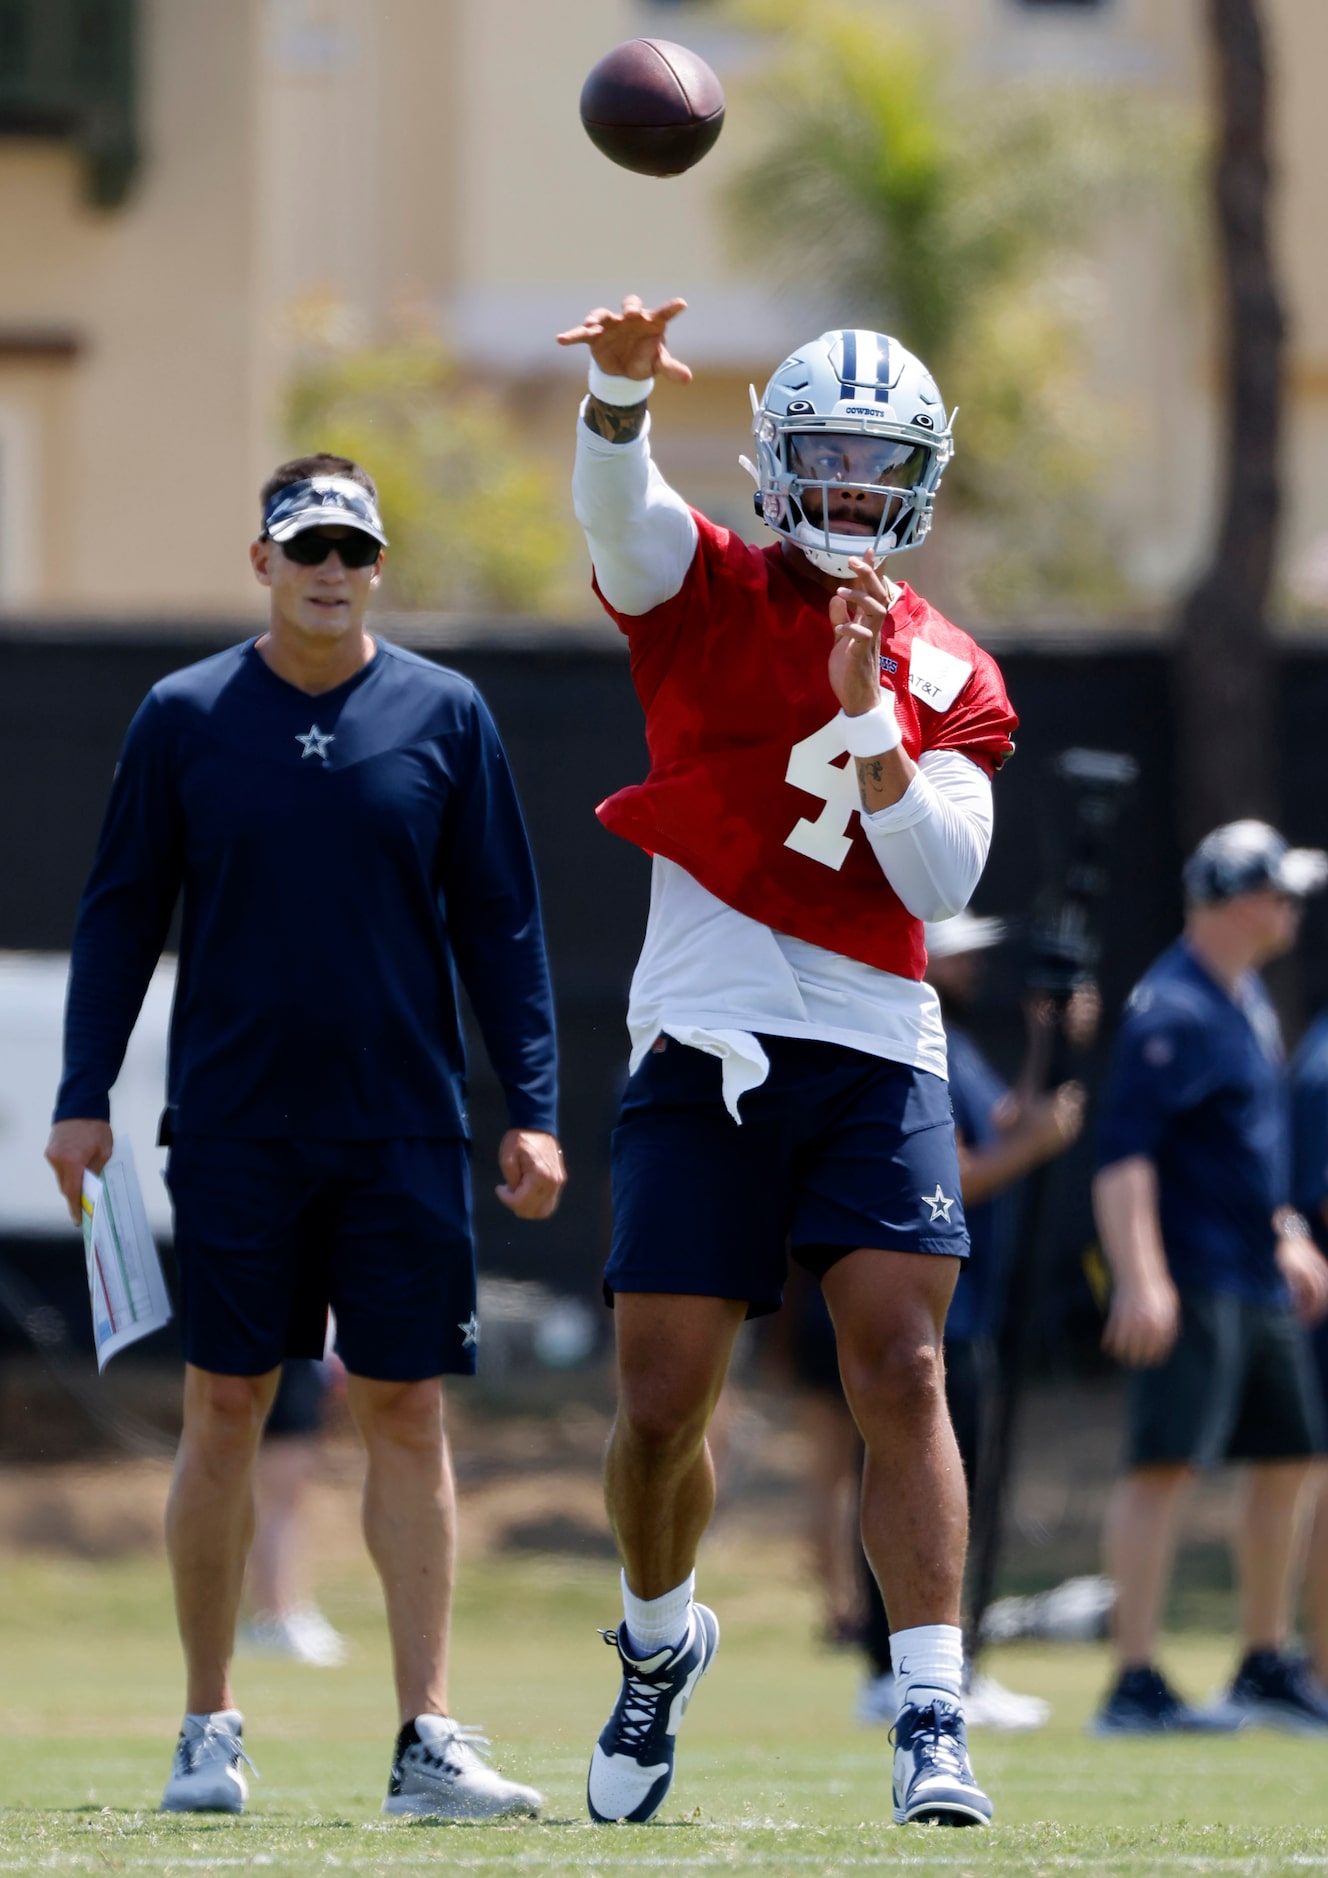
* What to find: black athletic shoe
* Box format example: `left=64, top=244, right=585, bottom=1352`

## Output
left=892, top=1699, right=993, bottom=1826
left=1215, top=1650, right=1328, bottom=1736
left=1089, top=1665, right=1244, bottom=1735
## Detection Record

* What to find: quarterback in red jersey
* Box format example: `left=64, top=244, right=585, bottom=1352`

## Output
left=557, top=294, right=1018, bottom=1830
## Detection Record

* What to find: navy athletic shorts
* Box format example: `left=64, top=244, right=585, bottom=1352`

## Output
left=1126, top=1287, right=1325, bottom=1468
left=605, top=1034, right=968, bottom=1317
left=165, top=1136, right=476, bottom=1381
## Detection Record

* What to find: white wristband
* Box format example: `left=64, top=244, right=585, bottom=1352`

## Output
left=838, top=699, right=902, bottom=758
left=588, top=361, right=654, bottom=406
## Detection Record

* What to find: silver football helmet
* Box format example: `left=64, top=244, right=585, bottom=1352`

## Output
left=742, top=329, right=954, bottom=577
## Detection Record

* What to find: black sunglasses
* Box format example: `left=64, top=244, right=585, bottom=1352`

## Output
left=277, top=529, right=381, bottom=568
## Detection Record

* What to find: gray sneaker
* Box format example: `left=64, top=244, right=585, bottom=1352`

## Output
left=382, top=1715, right=543, bottom=1820
left=160, top=1709, right=253, bottom=1814
left=239, top=1605, right=348, bottom=1667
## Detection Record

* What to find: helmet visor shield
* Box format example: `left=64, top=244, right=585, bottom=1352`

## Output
left=787, top=432, right=930, bottom=491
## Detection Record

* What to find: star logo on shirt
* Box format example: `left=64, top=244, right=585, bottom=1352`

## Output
left=459, top=1312, right=479, bottom=1349
left=295, top=723, right=334, bottom=761
left=921, top=1184, right=956, bottom=1224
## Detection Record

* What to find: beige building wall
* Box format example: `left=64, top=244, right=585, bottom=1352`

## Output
left=261, top=0, right=463, bottom=342
left=1269, top=0, right=1328, bottom=608
left=0, top=0, right=1325, bottom=624
left=0, top=0, right=270, bottom=618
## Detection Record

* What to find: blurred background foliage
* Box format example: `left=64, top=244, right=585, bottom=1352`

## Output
left=727, top=1, right=1198, bottom=619
left=284, top=306, right=577, bottom=613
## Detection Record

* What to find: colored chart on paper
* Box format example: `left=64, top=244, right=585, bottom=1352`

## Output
left=80, top=1143, right=172, bottom=1371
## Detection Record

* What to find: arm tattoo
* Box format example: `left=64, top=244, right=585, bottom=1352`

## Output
left=583, top=392, right=648, bottom=444
left=855, top=755, right=888, bottom=811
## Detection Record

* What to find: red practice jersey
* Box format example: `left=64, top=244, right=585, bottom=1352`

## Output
left=596, top=512, right=1018, bottom=979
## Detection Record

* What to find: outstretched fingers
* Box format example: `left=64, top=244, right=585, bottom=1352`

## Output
left=555, top=306, right=616, bottom=346
left=555, top=295, right=691, bottom=379
left=655, top=341, right=692, bottom=385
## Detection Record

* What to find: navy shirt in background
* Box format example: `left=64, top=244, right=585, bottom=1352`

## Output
left=54, top=638, right=558, bottom=1141
left=943, top=1024, right=1016, bottom=1343
left=1096, top=940, right=1287, bottom=1306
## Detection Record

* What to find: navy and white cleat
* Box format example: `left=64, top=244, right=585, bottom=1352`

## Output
left=587, top=1603, right=720, bottom=1823
left=160, top=1709, right=254, bottom=1814
left=892, top=1700, right=993, bottom=1827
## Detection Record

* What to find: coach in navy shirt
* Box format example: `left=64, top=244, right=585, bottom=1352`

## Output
left=45, top=454, right=562, bottom=1820
left=1091, top=821, right=1328, bottom=1735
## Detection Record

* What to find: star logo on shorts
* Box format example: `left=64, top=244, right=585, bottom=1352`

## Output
left=295, top=723, right=335, bottom=760
left=459, top=1312, right=479, bottom=1349
left=921, top=1183, right=956, bottom=1224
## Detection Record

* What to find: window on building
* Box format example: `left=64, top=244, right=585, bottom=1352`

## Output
left=0, top=0, right=138, bottom=206
left=0, top=401, right=38, bottom=607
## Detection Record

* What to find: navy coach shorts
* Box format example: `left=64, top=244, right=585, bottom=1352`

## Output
left=264, top=1359, right=330, bottom=1440
left=606, top=1034, right=968, bottom=1317
left=165, top=1137, right=477, bottom=1381
left=1126, top=1287, right=1325, bottom=1469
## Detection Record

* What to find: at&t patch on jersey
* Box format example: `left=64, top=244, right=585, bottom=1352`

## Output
left=908, top=638, right=972, bottom=713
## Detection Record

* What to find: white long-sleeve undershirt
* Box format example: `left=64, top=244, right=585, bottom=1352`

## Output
left=862, top=752, right=993, bottom=921
left=575, top=403, right=997, bottom=1111
left=574, top=406, right=696, bottom=615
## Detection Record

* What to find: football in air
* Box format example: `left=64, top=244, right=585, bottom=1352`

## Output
left=579, top=39, right=725, bottom=178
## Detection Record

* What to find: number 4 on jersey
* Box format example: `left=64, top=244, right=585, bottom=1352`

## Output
left=784, top=717, right=859, bottom=871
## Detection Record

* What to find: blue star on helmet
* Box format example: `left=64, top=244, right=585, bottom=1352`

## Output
left=920, top=1183, right=956, bottom=1224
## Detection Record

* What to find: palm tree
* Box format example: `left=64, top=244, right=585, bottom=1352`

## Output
left=1175, top=0, right=1283, bottom=841
left=725, top=4, right=1185, bottom=619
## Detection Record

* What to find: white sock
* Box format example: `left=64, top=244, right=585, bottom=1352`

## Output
left=621, top=1569, right=694, bottom=1658
left=890, top=1624, right=964, bottom=1712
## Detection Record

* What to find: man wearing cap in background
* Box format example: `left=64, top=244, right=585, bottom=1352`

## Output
left=853, top=910, right=1092, bottom=1730
left=1092, top=820, right=1328, bottom=1734
left=44, top=453, right=565, bottom=1818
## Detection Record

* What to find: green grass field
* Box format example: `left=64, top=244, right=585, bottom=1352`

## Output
left=3, top=1537, right=1328, bottom=1877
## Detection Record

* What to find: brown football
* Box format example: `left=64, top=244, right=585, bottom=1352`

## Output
left=579, top=39, right=725, bottom=178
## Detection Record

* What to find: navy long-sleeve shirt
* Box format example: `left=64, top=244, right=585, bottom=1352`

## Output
left=54, top=638, right=558, bottom=1140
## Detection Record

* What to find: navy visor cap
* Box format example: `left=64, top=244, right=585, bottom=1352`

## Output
left=263, top=476, right=388, bottom=547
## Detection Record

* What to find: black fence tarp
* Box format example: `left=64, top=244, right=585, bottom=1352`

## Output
left=5, top=624, right=1328, bottom=1353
